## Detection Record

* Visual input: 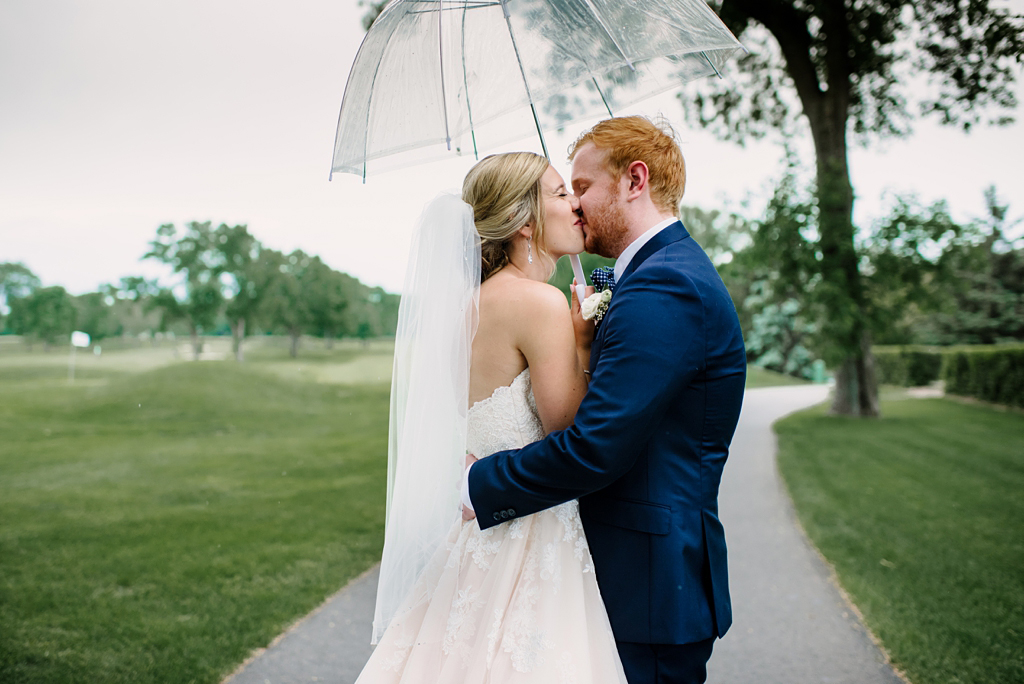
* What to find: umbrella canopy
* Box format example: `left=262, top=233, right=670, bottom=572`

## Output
left=331, top=0, right=743, bottom=179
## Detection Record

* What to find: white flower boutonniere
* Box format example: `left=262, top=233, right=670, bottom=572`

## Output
left=581, top=288, right=613, bottom=323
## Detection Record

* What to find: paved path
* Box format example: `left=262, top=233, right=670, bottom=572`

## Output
left=225, top=385, right=904, bottom=684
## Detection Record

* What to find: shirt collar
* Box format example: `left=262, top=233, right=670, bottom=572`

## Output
left=613, top=217, right=678, bottom=283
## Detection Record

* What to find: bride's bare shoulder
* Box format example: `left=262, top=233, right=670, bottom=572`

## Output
left=480, top=273, right=568, bottom=317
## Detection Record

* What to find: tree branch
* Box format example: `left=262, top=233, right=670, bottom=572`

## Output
left=724, top=0, right=824, bottom=115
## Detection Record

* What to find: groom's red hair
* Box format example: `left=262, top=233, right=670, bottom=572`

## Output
left=568, top=116, right=685, bottom=213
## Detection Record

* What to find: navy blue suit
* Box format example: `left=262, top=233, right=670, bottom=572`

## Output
left=469, top=221, right=746, bottom=676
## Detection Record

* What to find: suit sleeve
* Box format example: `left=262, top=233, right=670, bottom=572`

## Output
left=469, top=261, right=706, bottom=529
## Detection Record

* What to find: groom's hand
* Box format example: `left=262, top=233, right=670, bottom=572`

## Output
left=461, top=452, right=479, bottom=521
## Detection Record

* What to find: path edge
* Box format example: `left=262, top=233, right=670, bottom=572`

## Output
left=769, top=407, right=913, bottom=684
left=218, top=563, right=381, bottom=683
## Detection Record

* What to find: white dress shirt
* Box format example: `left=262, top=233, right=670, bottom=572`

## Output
left=461, top=215, right=679, bottom=513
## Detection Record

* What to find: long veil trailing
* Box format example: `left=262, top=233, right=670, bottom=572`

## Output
left=372, top=194, right=481, bottom=643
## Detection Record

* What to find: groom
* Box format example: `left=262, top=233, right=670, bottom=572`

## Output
left=464, top=116, right=746, bottom=683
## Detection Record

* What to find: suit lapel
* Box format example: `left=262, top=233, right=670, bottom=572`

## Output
left=617, top=220, right=690, bottom=287
left=590, top=221, right=690, bottom=369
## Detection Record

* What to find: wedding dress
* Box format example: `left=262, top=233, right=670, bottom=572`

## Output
left=355, top=367, right=627, bottom=683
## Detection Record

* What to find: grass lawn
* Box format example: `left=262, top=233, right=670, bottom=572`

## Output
left=775, top=398, right=1024, bottom=684
left=745, top=365, right=812, bottom=389
left=0, top=345, right=390, bottom=683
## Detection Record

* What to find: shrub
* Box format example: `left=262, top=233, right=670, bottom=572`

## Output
left=943, top=346, right=1024, bottom=409
left=873, top=347, right=944, bottom=387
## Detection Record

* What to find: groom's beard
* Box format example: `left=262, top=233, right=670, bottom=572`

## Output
left=583, top=198, right=631, bottom=259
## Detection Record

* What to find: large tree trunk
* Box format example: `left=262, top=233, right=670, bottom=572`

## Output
left=190, top=325, right=201, bottom=361
left=289, top=329, right=300, bottom=358
left=807, top=92, right=880, bottom=417
left=231, top=317, right=246, bottom=362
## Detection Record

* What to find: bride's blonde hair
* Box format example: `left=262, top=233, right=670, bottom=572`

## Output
left=462, top=152, right=549, bottom=281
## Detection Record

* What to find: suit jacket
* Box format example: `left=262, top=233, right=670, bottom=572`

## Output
left=468, top=221, right=746, bottom=644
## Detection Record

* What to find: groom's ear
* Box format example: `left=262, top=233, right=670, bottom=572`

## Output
left=625, top=161, right=650, bottom=201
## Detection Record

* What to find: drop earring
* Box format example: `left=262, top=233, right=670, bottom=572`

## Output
left=527, top=237, right=533, bottom=264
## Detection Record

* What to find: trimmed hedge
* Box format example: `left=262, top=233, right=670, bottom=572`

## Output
left=873, top=345, right=1024, bottom=408
left=873, top=347, right=944, bottom=387
left=943, top=347, right=1024, bottom=409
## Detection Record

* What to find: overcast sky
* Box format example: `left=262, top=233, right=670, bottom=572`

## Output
left=2, top=0, right=1022, bottom=296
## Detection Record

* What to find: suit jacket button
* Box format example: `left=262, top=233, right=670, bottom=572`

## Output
left=500, top=510, right=509, bottom=519
left=508, top=509, right=516, bottom=517
left=493, top=512, right=501, bottom=521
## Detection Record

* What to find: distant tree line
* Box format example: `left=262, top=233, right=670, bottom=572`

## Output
left=0, top=222, right=400, bottom=359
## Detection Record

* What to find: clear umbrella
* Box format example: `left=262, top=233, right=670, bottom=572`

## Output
left=330, top=0, right=744, bottom=180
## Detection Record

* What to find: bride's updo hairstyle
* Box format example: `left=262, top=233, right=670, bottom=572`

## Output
left=462, top=152, right=549, bottom=281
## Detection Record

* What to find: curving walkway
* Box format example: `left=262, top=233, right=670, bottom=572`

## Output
left=225, top=384, right=904, bottom=684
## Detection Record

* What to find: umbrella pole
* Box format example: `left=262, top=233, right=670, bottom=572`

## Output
left=461, top=1, right=479, bottom=160
left=499, top=0, right=548, bottom=159
left=438, top=0, right=452, bottom=150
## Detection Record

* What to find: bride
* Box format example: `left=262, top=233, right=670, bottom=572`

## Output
left=354, top=152, right=627, bottom=683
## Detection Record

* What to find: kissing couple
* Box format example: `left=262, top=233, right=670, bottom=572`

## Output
left=355, top=116, right=746, bottom=684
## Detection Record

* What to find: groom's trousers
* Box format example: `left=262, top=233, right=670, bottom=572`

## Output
left=616, top=638, right=715, bottom=684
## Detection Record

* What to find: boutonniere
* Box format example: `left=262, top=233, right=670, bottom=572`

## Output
left=581, top=288, right=613, bottom=323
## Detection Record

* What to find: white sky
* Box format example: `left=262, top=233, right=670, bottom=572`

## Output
left=1, top=0, right=1022, bottom=296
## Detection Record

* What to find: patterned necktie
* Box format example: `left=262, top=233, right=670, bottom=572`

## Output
left=591, top=266, right=616, bottom=293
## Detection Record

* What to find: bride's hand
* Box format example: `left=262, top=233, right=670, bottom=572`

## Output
left=570, top=280, right=597, bottom=349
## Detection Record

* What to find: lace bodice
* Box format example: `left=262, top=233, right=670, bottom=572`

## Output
left=467, top=368, right=544, bottom=459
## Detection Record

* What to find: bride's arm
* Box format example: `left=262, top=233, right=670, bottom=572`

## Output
left=570, top=281, right=596, bottom=377
left=515, top=282, right=590, bottom=434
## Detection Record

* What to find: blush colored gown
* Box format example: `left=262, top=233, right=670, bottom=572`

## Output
left=354, top=368, right=627, bottom=683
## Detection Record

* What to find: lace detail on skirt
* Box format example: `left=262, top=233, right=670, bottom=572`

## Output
left=355, top=368, right=626, bottom=684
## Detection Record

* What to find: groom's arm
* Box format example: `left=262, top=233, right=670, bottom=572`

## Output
left=468, top=262, right=706, bottom=530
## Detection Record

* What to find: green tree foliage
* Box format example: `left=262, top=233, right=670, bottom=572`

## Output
left=213, top=223, right=273, bottom=361
left=745, top=282, right=819, bottom=378
left=678, top=205, right=754, bottom=267
left=72, top=292, right=119, bottom=341
left=107, top=277, right=164, bottom=339
left=6, top=286, right=77, bottom=350
left=908, top=188, right=1024, bottom=344
left=684, top=0, right=1024, bottom=415
left=359, top=0, right=388, bottom=29
left=0, top=262, right=41, bottom=330
left=305, top=260, right=351, bottom=348
left=720, top=171, right=822, bottom=376
left=264, top=249, right=316, bottom=358
left=739, top=174, right=1023, bottom=370
left=145, top=222, right=226, bottom=360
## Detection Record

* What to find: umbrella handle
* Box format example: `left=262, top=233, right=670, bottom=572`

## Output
left=570, top=254, right=587, bottom=304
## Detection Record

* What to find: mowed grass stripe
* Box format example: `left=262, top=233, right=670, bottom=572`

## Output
left=0, top=359, right=389, bottom=684
left=775, top=398, right=1024, bottom=684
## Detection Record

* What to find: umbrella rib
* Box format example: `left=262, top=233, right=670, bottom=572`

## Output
left=701, top=51, right=723, bottom=78
left=408, top=2, right=500, bottom=12
left=592, top=77, right=614, bottom=117
left=499, top=0, right=548, bottom=158
left=360, top=18, right=403, bottom=182
left=578, top=0, right=635, bottom=72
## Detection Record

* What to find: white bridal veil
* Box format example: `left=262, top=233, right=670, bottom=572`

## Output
left=373, top=194, right=481, bottom=643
